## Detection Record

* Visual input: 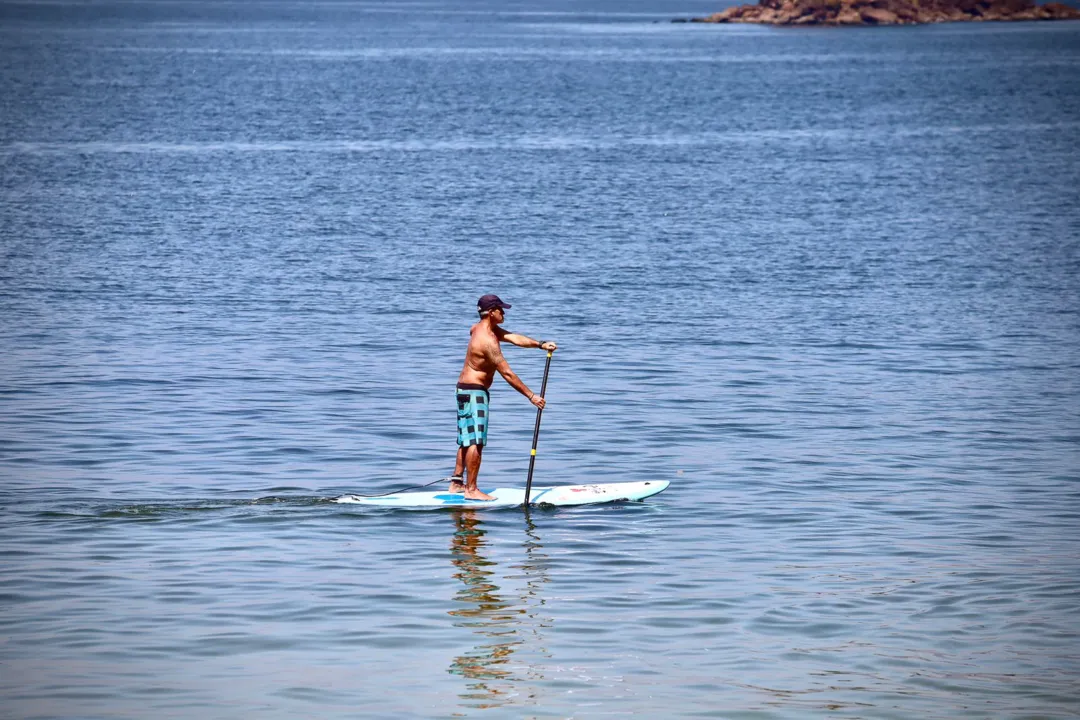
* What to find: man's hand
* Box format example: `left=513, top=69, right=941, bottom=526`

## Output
left=539, top=340, right=557, bottom=352
left=530, top=393, right=546, bottom=409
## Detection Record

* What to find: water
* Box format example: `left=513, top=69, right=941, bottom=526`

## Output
left=2, top=1, right=1079, bottom=717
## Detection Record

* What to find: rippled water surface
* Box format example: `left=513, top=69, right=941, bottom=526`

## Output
left=2, top=1, right=1079, bottom=718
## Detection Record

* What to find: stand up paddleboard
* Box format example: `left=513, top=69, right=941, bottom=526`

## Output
left=334, top=480, right=669, bottom=509
left=338, top=353, right=669, bottom=509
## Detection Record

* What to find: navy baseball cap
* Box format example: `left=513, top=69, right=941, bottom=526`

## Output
left=477, top=294, right=511, bottom=313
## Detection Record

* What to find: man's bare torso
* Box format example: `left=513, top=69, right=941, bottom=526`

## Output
left=457, top=322, right=501, bottom=388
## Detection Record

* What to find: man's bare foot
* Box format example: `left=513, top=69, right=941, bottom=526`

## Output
left=464, top=488, right=495, bottom=501
left=448, top=481, right=466, bottom=494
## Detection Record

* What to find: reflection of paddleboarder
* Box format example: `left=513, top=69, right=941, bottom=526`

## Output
left=449, top=294, right=557, bottom=500
left=448, top=510, right=551, bottom=711
left=448, top=510, right=518, bottom=699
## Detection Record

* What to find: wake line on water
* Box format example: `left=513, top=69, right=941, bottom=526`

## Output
left=34, top=494, right=345, bottom=520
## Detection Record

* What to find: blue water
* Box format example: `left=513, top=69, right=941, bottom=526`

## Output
left=2, top=2, right=1080, bottom=717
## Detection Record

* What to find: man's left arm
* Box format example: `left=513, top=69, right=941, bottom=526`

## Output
left=495, top=327, right=557, bottom=352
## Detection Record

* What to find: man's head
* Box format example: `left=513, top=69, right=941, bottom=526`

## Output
left=477, top=294, right=511, bottom=319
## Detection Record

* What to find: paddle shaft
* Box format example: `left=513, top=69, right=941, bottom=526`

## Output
left=523, top=350, right=553, bottom=506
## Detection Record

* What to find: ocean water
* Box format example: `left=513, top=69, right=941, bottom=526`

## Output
left=2, top=1, right=1079, bottom=717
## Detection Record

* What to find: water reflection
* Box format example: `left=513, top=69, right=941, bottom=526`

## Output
left=448, top=509, right=551, bottom=711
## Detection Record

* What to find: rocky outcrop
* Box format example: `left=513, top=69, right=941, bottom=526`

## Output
left=680, top=0, right=1080, bottom=25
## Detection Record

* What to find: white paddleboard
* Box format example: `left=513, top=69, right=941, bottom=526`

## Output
left=334, top=480, right=669, bottom=509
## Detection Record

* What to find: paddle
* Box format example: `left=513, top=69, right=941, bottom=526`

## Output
left=523, top=349, right=553, bottom=506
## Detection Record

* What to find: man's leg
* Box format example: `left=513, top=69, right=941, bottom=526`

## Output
left=463, top=444, right=493, bottom=500
left=451, top=387, right=470, bottom=492
left=449, top=445, right=466, bottom=492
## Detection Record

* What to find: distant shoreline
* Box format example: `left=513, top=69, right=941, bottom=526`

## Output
left=675, top=0, right=1080, bottom=25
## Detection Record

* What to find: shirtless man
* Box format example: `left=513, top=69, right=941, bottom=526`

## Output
left=449, top=294, right=557, bottom=500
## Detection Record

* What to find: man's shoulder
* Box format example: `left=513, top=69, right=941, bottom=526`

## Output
left=468, top=323, right=498, bottom=347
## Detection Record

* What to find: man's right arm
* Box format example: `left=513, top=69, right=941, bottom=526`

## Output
left=490, top=344, right=545, bottom=409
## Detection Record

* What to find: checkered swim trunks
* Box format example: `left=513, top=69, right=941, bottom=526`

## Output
left=456, top=384, right=490, bottom=447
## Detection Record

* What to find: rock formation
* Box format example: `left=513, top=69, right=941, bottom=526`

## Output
left=681, top=0, right=1080, bottom=25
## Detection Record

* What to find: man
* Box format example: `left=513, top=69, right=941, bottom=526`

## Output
left=449, top=294, right=557, bottom=500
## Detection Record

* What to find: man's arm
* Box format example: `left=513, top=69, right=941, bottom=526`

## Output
left=494, top=326, right=557, bottom=352
left=488, top=343, right=545, bottom=408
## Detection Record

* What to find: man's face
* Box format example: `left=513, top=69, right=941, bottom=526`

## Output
left=492, top=307, right=505, bottom=323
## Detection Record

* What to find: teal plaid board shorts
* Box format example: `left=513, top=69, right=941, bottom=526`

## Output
left=456, top=385, right=490, bottom=447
